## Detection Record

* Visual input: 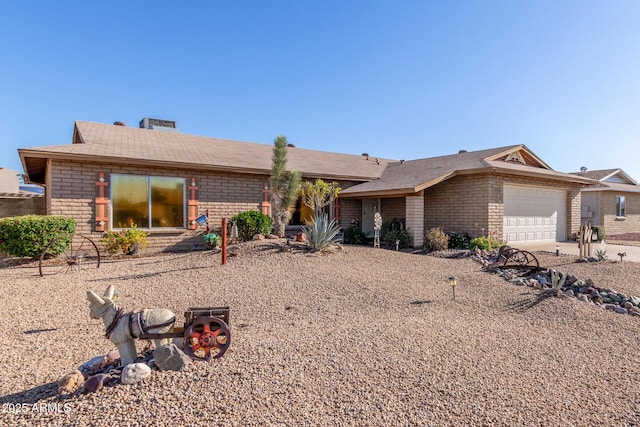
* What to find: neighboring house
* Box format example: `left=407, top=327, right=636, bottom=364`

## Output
left=570, top=167, right=640, bottom=236
left=18, top=119, right=594, bottom=251
left=0, top=167, right=44, bottom=217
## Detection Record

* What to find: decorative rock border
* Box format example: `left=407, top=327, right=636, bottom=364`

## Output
left=470, top=249, right=640, bottom=317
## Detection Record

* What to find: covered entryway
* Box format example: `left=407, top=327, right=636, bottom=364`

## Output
left=503, top=185, right=566, bottom=243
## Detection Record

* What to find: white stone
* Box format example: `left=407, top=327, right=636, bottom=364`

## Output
left=121, top=363, right=152, bottom=385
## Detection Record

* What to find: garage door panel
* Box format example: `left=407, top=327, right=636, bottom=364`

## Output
left=503, top=185, right=566, bottom=243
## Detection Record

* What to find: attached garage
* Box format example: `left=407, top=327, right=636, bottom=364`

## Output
left=503, top=185, right=566, bottom=243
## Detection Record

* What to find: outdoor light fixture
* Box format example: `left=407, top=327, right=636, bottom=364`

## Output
left=448, top=276, right=458, bottom=300
left=555, top=245, right=560, bottom=257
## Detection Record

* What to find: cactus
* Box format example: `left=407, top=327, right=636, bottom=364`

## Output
left=549, top=269, right=567, bottom=294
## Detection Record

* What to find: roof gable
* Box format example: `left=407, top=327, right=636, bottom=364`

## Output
left=342, top=145, right=593, bottom=197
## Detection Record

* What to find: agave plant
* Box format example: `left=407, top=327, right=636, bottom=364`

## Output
left=303, top=212, right=341, bottom=252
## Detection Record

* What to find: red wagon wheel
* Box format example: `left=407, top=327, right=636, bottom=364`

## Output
left=39, top=235, right=101, bottom=277
left=183, top=316, right=231, bottom=361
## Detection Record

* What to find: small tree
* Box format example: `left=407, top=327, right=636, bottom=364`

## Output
left=299, top=179, right=341, bottom=218
left=269, top=135, right=302, bottom=237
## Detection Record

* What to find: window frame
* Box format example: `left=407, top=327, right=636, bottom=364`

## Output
left=110, top=174, right=187, bottom=230
left=616, top=195, right=626, bottom=218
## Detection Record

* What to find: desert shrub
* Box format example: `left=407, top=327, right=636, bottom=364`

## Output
left=303, top=212, right=341, bottom=252
left=447, top=231, right=470, bottom=249
left=468, top=235, right=506, bottom=251
left=381, top=219, right=410, bottom=248
left=424, top=227, right=449, bottom=252
left=230, top=210, right=272, bottom=241
left=344, top=224, right=366, bottom=245
left=0, top=215, right=76, bottom=258
left=101, top=224, right=149, bottom=255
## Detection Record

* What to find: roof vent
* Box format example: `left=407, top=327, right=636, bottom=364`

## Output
left=458, top=149, right=467, bottom=154
left=139, top=117, right=181, bottom=132
left=580, top=166, right=587, bottom=173
left=287, top=143, right=295, bottom=148
left=113, top=121, right=127, bottom=126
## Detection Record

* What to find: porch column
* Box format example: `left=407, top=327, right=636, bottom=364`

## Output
left=406, top=192, right=424, bottom=249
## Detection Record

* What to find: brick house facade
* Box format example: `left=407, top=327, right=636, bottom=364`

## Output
left=19, top=120, right=595, bottom=252
left=571, top=168, right=640, bottom=237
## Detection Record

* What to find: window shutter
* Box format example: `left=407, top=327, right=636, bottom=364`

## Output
left=95, top=172, right=109, bottom=232
left=188, top=178, right=199, bottom=230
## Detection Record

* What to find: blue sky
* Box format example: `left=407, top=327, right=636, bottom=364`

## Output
left=1, top=1, right=639, bottom=181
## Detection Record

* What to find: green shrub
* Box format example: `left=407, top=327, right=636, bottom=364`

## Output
left=381, top=219, right=411, bottom=248
left=469, top=235, right=506, bottom=251
left=230, top=210, right=272, bottom=241
left=203, top=232, right=222, bottom=247
left=303, top=212, right=341, bottom=252
left=0, top=215, right=76, bottom=258
left=344, top=224, right=366, bottom=245
left=447, top=232, right=470, bottom=249
left=423, top=227, right=449, bottom=252
left=101, top=224, right=149, bottom=255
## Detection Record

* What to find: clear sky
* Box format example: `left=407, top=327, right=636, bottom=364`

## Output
left=1, top=1, right=639, bottom=182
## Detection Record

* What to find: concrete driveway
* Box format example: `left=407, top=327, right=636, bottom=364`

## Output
left=513, top=241, right=640, bottom=263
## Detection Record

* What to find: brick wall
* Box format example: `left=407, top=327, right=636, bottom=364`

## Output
left=600, top=192, right=640, bottom=235
left=48, top=160, right=267, bottom=252
left=423, top=173, right=583, bottom=241
left=381, top=197, right=406, bottom=222
left=423, top=174, right=492, bottom=238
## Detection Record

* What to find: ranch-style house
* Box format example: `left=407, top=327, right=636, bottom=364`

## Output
left=18, top=119, right=596, bottom=252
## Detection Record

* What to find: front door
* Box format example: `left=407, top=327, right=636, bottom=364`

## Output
left=362, top=198, right=381, bottom=237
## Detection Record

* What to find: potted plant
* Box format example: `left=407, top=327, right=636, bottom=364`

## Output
left=101, top=224, right=150, bottom=255
left=203, top=232, right=222, bottom=248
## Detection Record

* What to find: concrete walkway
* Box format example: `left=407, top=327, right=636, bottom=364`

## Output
left=513, top=241, right=640, bottom=263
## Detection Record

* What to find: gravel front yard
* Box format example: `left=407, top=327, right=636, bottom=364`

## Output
left=1, top=241, right=640, bottom=426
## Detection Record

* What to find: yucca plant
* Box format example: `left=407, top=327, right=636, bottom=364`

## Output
left=303, top=212, right=341, bottom=252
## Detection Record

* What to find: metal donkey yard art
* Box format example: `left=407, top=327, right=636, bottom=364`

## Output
left=86, top=285, right=231, bottom=366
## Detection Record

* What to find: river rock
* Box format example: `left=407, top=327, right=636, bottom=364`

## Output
left=80, top=355, right=108, bottom=374
left=81, top=373, right=109, bottom=394
left=58, top=370, right=85, bottom=395
left=121, top=363, right=152, bottom=385
left=153, top=343, right=192, bottom=371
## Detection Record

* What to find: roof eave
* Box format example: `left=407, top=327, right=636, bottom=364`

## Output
left=18, top=150, right=378, bottom=183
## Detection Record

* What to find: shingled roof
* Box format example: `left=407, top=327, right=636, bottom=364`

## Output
left=19, top=121, right=391, bottom=184
left=341, top=145, right=595, bottom=197
left=570, top=168, right=640, bottom=193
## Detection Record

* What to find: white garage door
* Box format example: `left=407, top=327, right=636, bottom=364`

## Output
left=503, top=185, right=566, bottom=243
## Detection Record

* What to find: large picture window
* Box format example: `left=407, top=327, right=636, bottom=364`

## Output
left=111, top=174, right=186, bottom=229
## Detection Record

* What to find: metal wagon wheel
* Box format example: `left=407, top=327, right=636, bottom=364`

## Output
left=503, top=250, right=539, bottom=269
left=183, top=316, right=231, bottom=361
left=38, top=235, right=101, bottom=277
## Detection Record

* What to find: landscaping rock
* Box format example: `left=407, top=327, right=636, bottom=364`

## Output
left=253, top=234, right=265, bottom=240
left=79, top=355, right=108, bottom=374
left=106, top=349, right=120, bottom=364
left=614, top=307, right=628, bottom=315
left=121, top=363, right=152, bottom=385
left=578, top=294, right=589, bottom=303
left=81, top=373, right=110, bottom=394
left=58, top=370, right=85, bottom=395
left=153, top=343, right=192, bottom=371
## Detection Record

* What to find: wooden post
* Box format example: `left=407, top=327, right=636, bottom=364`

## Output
left=221, top=217, right=227, bottom=265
